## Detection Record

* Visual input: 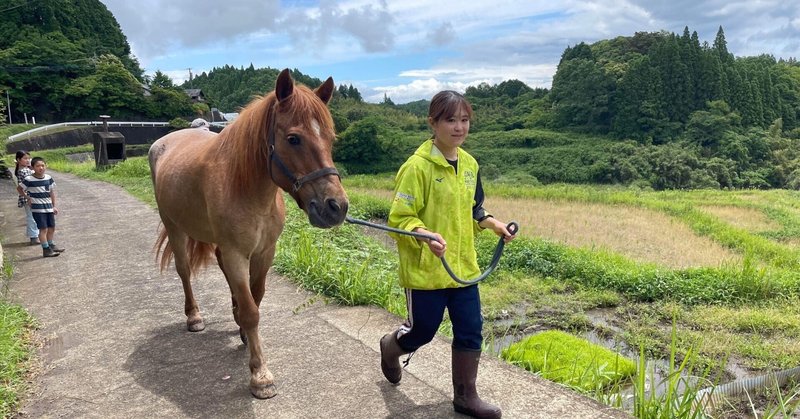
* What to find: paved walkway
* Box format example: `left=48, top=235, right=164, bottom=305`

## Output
left=0, top=173, right=629, bottom=418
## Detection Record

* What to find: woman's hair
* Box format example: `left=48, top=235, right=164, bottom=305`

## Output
left=14, top=150, right=29, bottom=179
left=428, top=90, right=473, bottom=123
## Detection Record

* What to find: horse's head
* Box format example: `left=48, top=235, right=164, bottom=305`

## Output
left=268, top=69, right=349, bottom=228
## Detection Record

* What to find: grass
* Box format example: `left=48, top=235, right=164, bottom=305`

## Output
left=0, top=254, right=37, bottom=419
left=501, top=330, right=637, bottom=392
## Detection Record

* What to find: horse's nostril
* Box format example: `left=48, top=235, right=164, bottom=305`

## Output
left=327, top=198, right=340, bottom=213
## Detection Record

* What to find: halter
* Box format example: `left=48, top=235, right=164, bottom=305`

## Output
left=266, top=100, right=340, bottom=193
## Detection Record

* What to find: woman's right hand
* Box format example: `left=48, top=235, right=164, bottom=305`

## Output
left=414, top=228, right=446, bottom=257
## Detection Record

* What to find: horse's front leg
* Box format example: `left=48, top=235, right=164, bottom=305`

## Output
left=219, top=249, right=276, bottom=399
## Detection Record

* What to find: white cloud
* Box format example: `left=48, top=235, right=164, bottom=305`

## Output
left=372, top=63, right=556, bottom=104
left=100, top=0, right=800, bottom=104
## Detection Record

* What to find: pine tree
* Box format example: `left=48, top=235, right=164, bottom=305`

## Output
left=713, top=26, right=734, bottom=64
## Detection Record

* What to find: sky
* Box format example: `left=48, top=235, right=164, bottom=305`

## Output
left=99, top=0, right=800, bottom=107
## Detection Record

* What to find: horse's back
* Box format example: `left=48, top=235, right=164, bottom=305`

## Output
left=149, top=129, right=221, bottom=215
left=149, top=129, right=218, bottom=174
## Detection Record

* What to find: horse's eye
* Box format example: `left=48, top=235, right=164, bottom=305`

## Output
left=287, top=135, right=300, bottom=145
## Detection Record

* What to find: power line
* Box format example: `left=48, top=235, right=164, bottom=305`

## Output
left=0, top=0, right=40, bottom=14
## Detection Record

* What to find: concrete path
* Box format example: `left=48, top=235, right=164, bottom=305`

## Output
left=0, top=173, right=629, bottom=418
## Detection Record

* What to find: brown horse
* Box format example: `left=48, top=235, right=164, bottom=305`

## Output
left=148, top=69, right=348, bottom=399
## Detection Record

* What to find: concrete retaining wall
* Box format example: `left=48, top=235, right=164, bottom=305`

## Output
left=6, top=126, right=175, bottom=154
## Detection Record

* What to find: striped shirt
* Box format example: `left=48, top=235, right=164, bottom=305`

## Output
left=20, top=174, right=56, bottom=213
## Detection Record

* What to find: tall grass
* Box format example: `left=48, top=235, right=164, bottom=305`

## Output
left=0, top=255, right=37, bottom=418
left=273, top=204, right=407, bottom=317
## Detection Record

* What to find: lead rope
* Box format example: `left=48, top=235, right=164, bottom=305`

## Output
left=344, top=216, right=519, bottom=286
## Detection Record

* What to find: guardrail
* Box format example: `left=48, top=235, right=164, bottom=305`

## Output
left=7, top=121, right=172, bottom=142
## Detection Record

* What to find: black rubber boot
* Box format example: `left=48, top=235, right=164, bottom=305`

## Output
left=380, top=331, right=409, bottom=384
left=452, top=349, right=502, bottom=419
left=42, top=247, right=60, bottom=258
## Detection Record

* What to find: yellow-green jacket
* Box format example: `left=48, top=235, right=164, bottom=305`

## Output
left=388, top=139, right=485, bottom=290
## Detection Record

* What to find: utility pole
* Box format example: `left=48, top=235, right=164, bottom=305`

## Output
left=5, top=89, right=11, bottom=124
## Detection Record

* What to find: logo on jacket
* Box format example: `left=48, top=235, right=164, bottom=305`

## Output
left=464, top=170, right=476, bottom=188
left=435, top=177, right=444, bottom=183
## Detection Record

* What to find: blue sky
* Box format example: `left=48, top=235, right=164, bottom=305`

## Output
left=100, top=0, right=800, bottom=108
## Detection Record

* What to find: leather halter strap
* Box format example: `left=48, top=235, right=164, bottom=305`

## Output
left=266, top=100, right=340, bottom=193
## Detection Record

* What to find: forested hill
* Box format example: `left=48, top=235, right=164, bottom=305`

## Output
left=550, top=27, right=800, bottom=140
left=5, top=3, right=800, bottom=190
left=0, top=0, right=139, bottom=75
left=185, top=66, right=327, bottom=112
left=0, top=0, right=148, bottom=121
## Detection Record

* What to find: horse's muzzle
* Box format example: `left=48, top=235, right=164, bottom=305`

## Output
left=307, top=197, right=348, bottom=228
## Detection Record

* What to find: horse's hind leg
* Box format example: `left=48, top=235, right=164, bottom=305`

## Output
left=218, top=247, right=275, bottom=399
left=170, top=230, right=205, bottom=332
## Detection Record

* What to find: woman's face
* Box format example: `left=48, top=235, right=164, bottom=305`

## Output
left=17, top=155, right=31, bottom=167
left=430, top=105, right=470, bottom=151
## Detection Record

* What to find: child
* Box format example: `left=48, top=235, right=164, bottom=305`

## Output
left=14, top=150, right=39, bottom=245
left=380, top=91, right=516, bottom=419
left=17, top=157, right=64, bottom=258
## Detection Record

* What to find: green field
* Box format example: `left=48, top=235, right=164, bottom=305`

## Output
left=3, top=149, right=800, bottom=417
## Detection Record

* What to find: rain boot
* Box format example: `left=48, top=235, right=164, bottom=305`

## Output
left=380, top=331, right=410, bottom=384
left=452, top=349, right=502, bottom=419
left=42, top=247, right=60, bottom=258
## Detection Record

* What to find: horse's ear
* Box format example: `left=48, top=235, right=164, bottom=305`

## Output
left=275, top=69, right=294, bottom=102
left=315, top=77, right=334, bottom=104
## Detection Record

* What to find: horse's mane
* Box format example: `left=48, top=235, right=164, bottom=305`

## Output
left=218, top=83, right=335, bottom=193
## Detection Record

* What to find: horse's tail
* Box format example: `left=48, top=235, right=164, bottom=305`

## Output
left=154, top=225, right=216, bottom=275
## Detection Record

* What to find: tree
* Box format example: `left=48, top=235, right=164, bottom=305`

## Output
left=550, top=58, right=614, bottom=132
left=684, top=100, right=739, bottom=154
left=712, top=26, right=734, bottom=65
left=151, top=70, right=175, bottom=89
left=380, top=93, right=395, bottom=106
left=61, top=54, right=146, bottom=119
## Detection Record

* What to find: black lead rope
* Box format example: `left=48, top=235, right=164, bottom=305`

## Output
left=345, top=216, right=519, bottom=286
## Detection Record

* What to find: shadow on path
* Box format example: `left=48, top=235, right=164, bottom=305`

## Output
left=123, top=322, right=257, bottom=418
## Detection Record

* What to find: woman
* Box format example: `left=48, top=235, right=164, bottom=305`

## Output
left=14, top=150, right=39, bottom=245
left=380, top=90, right=516, bottom=419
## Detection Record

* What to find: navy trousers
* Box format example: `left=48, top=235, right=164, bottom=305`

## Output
left=396, top=285, right=484, bottom=352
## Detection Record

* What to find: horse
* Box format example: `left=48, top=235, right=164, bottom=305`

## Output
left=148, top=69, right=348, bottom=399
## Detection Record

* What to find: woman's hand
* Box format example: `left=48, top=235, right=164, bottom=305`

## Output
left=480, top=217, right=517, bottom=243
left=414, top=227, right=446, bottom=257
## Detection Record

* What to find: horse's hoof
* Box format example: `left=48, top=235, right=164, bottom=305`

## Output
left=250, top=383, right=277, bottom=399
left=187, top=319, right=205, bottom=332
left=239, top=327, right=247, bottom=344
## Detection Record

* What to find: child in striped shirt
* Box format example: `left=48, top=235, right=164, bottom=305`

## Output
left=17, top=157, right=65, bottom=258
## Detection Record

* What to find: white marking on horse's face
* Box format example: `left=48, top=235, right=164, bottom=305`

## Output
left=311, top=119, right=321, bottom=137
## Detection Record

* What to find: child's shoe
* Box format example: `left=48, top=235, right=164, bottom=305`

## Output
left=29, top=238, right=40, bottom=245
left=50, top=244, right=65, bottom=253
left=42, top=247, right=60, bottom=258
